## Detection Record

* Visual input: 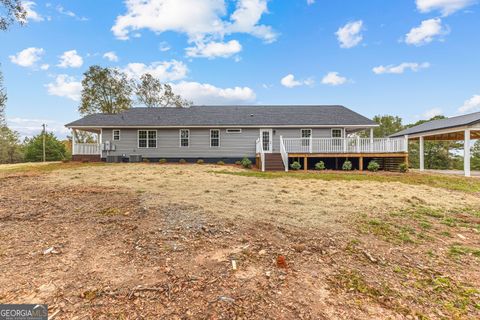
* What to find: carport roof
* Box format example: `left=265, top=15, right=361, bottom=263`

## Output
left=391, top=112, right=480, bottom=137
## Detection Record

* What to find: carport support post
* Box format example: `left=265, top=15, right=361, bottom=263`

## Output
left=419, top=136, right=425, bottom=171
left=72, top=129, right=77, bottom=156
left=464, top=129, right=471, bottom=177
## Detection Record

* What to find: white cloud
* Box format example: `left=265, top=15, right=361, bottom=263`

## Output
left=103, top=51, right=119, bottom=62
left=111, top=0, right=277, bottom=45
left=373, top=62, right=430, bottom=74
left=56, top=5, right=88, bottom=21
left=422, top=107, right=443, bottom=119
left=458, top=94, right=480, bottom=113
left=416, top=0, right=477, bottom=16
left=307, top=0, right=315, bottom=5
left=335, top=20, right=364, bottom=48
left=159, top=41, right=171, bottom=52
left=45, top=75, right=82, bottom=101
left=405, top=18, right=448, bottom=46
left=22, top=1, right=44, bottom=22
left=7, top=117, right=69, bottom=139
left=9, top=47, right=45, bottom=67
left=57, top=50, right=84, bottom=68
left=172, top=81, right=256, bottom=104
left=186, top=40, right=242, bottom=58
left=321, top=72, right=347, bottom=86
left=280, top=74, right=312, bottom=88
left=122, top=60, right=188, bottom=81
left=40, top=64, right=50, bottom=70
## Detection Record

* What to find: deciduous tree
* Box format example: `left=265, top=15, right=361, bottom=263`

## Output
left=135, top=73, right=191, bottom=108
left=0, top=0, right=26, bottom=31
left=79, top=66, right=134, bottom=115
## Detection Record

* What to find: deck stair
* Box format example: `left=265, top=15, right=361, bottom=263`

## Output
left=264, top=153, right=285, bottom=171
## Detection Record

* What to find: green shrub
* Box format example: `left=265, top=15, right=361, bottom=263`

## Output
left=217, top=160, right=225, bottom=165
left=240, top=157, right=253, bottom=169
left=290, top=161, right=302, bottom=170
left=159, top=158, right=167, bottom=164
left=342, top=160, right=352, bottom=171
left=196, top=159, right=204, bottom=164
left=367, top=160, right=380, bottom=172
left=235, top=160, right=242, bottom=165
left=399, top=163, right=408, bottom=173
left=143, top=158, right=150, bottom=163
left=314, top=161, right=325, bottom=171
left=179, top=159, right=187, bottom=164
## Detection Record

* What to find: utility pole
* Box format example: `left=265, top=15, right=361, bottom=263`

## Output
left=42, top=124, right=46, bottom=162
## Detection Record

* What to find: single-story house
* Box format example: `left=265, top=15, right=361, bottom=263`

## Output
left=65, top=105, right=408, bottom=171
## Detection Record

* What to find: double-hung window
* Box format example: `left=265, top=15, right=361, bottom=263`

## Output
left=113, top=130, right=120, bottom=141
left=138, top=130, right=157, bottom=148
left=180, top=129, right=189, bottom=147
left=210, top=129, right=220, bottom=147
left=331, top=129, right=343, bottom=138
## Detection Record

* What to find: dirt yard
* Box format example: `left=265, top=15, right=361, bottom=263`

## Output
left=0, top=162, right=479, bottom=319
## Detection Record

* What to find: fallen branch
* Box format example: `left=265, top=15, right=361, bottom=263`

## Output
left=128, top=286, right=167, bottom=299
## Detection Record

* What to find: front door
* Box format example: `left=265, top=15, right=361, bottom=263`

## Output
left=260, top=129, right=273, bottom=153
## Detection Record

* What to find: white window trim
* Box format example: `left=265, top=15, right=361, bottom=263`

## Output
left=112, top=129, right=121, bottom=141
left=301, top=128, right=312, bottom=138
left=226, top=129, right=242, bottom=134
left=179, top=129, right=190, bottom=148
left=138, top=130, right=157, bottom=148
left=210, top=129, right=220, bottom=148
left=331, top=128, right=343, bottom=138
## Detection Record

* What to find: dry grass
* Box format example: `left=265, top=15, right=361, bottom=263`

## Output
left=46, top=163, right=480, bottom=228
left=2, top=162, right=480, bottom=318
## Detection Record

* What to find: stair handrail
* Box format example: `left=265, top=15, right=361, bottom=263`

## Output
left=279, top=136, right=289, bottom=172
left=256, top=138, right=265, bottom=172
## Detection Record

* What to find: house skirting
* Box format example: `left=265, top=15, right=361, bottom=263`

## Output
left=101, top=157, right=255, bottom=164
left=72, top=155, right=102, bottom=162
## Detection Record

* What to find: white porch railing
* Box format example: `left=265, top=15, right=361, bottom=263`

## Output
left=73, top=143, right=101, bottom=155
left=255, top=138, right=265, bottom=172
left=282, top=137, right=407, bottom=154
left=279, top=135, right=288, bottom=172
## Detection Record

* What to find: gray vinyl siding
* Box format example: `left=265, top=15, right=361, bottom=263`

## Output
left=101, top=127, right=338, bottom=158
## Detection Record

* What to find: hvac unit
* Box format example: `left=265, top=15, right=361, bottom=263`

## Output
left=106, top=155, right=123, bottom=163
left=129, top=154, right=142, bottom=163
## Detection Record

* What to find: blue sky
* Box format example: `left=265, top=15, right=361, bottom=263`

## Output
left=1, top=0, right=480, bottom=138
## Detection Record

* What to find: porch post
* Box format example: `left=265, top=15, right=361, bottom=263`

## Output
left=419, top=136, right=425, bottom=171
left=464, top=129, right=471, bottom=177
left=304, top=157, right=308, bottom=171
left=370, top=128, right=374, bottom=152
left=359, top=157, right=363, bottom=171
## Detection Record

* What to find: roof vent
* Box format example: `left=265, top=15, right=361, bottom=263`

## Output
left=250, top=114, right=254, bottom=117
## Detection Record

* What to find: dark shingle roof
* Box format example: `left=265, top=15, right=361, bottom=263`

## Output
left=391, top=112, right=480, bottom=137
left=65, top=105, right=376, bottom=128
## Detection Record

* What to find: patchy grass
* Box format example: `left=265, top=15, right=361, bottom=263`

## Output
left=215, top=170, right=480, bottom=193
left=448, top=244, right=480, bottom=259
left=0, top=162, right=105, bottom=176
